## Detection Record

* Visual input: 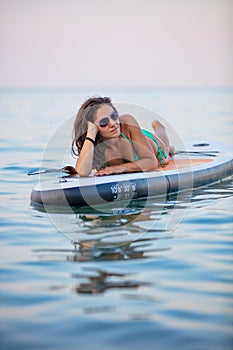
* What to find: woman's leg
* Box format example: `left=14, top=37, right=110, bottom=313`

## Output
left=151, top=120, right=170, bottom=152
left=151, top=120, right=176, bottom=165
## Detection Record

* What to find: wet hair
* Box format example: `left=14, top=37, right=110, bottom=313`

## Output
left=71, top=96, right=118, bottom=170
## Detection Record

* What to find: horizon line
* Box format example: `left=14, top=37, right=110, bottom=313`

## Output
left=0, top=85, right=233, bottom=91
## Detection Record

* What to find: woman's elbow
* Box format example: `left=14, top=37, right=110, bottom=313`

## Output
left=148, top=164, right=158, bottom=172
left=75, top=166, right=91, bottom=177
left=147, top=157, right=158, bottom=171
left=76, top=169, right=91, bottom=177
left=75, top=161, right=92, bottom=177
left=139, top=158, right=158, bottom=172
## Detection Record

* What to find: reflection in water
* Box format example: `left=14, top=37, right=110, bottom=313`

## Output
left=72, top=268, right=151, bottom=294
left=34, top=237, right=168, bottom=300
left=33, top=178, right=233, bottom=301
left=60, top=193, right=184, bottom=248
left=29, top=162, right=233, bottom=347
left=34, top=235, right=171, bottom=297
left=34, top=237, right=171, bottom=262
left=33, top=178, right=233, bottom=262
left=69, top=182, right=231, bottom=248
left=32, top=178, right=233, bottom=251
left=69, top=243, right=145, bottom=261
left=70, top=239, right=170, bottom=261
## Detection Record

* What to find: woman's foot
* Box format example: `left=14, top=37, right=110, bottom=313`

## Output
left=169, top=145, right=175, bottom=156
left=151, top=120, right=165, bottom=131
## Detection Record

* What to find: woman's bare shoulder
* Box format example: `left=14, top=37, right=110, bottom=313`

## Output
left=119, top=114, right=139, bottom=126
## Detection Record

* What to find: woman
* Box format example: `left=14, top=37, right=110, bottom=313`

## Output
left=72, top=96, right=171, bottom=177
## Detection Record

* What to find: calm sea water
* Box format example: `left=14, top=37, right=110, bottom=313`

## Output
left=0, top=88, right=233, bottom=350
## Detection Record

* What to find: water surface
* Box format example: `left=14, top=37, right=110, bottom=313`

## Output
left=0, top=88, right=232, bottom=350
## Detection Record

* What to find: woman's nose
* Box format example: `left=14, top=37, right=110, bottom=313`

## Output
left=109, top=119, right=118, bottom=127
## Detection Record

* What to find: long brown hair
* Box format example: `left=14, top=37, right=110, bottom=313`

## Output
left=72, top=96, right=118, bottom=170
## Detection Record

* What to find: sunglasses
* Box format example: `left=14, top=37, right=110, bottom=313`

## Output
left=98, top=111, right=119, bottom=128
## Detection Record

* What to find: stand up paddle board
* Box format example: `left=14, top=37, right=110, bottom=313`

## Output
left=30, top=141, right=233, bottom=208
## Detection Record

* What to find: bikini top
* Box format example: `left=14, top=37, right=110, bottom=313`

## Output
left=120, top=129, right=167, bottom=167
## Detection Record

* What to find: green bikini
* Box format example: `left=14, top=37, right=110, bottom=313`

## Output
left=120, top=129, right=167, bottom=167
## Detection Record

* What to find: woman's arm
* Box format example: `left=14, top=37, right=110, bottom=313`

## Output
left=95, top=158, right=158, bottom=175
left=75, top=122, right=98, bottom=177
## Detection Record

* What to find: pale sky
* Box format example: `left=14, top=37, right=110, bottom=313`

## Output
left=0, top=0, right=232, bottom=88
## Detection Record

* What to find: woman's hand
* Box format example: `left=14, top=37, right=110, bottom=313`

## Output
left=75, top=121, right=98, bottom=177
left=96, top=165, right=125, bottom=176
left=87, top=121, right=98, bottom=139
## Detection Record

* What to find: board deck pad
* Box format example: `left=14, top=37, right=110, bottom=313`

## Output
left=159, top=158, right=213, bottom=171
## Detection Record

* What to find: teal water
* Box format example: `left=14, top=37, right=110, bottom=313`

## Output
left=0, top=88, right=233, bottom=350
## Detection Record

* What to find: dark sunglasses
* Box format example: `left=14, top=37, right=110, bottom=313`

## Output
left=98, top=112, right=119, bottom=128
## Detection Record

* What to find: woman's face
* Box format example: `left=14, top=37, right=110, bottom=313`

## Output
left=94, top=104, right=120, bottom=138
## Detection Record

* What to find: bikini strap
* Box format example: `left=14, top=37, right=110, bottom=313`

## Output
left=120, top=131, right=129, bottom=140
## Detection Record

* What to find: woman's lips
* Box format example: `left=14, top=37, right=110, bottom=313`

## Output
left=110, top=126, right=119, bottom=134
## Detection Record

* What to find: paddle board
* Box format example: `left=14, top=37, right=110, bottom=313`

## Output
left=30, top=141, right=233, bottom=208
